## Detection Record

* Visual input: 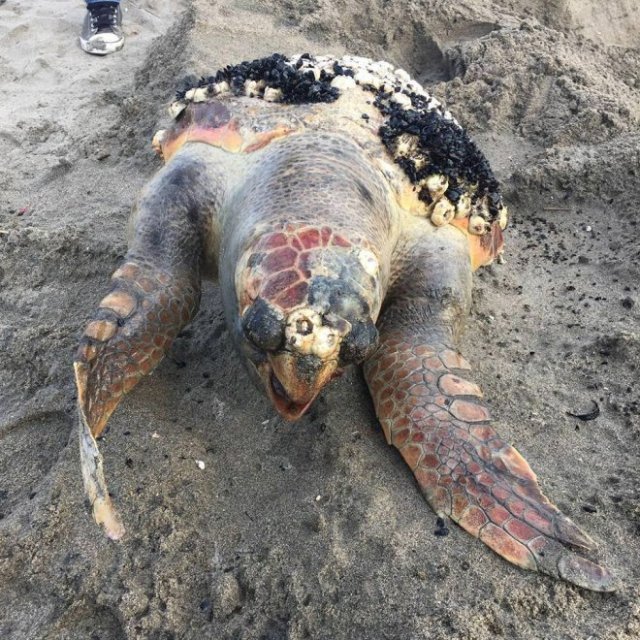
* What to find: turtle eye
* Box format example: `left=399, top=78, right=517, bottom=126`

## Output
left=241, top=298, right=285, bottom=352
left=339, top=318, right=379, bottom=364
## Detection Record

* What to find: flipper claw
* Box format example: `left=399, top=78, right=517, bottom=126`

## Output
left=553, top=513, right=598, bottom=552
left=529, top=535, right=618, bottom=591
left=557, top=553, right=619, bottom=592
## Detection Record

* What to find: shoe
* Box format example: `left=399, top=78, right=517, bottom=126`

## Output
left=79, top=2, right=124, bottom=56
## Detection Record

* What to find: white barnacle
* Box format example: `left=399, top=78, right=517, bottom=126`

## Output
left=371, top=60, right=394, bottom=74
left=263, top=87, right=283, bottom=102
left=391, top=92, right=413, bottom=109
left=191, top=87, right=209, bottom=103
left=455, top=193, right=472, bottom=219
left=498, top=206, right=509, bottom=230
left=407, top=80, right=425, bottom=96
left=168, top=101, right=186, bottom=119
left=313, top=326, right=340, bottom=359
left=285, top=309, right=322, bottom=355
left=284, top=308, right=350, bottom=359
left=395, top=68, right=411, bottom=83
left=358, top=249, right=379, bottom=277
left=151, top=129, right=167, bottom=156
left=244, top=79, right=261, bottom=97
left=321, top=60, right=338, bottom=76
left=213, top=81, right=230, bottom=95
left=477, top=198, right=491, bottom=220
left=430, top=198, right=455, bottom=227
left=344, top=55, right=370, bottom=69
left=425, top=174, right=449, bottom=200
left=413, top=156, right=426, bottom=172
left=184, top=88, right=196, bottom=101
left=394, top=134, right=418, bottom=157
left=426, top=98, right=442, bottom=111
left=331, top=75, right=356, bottom=91
left=354, top=70, right=381, bottom=89
left=468, top=215, right=491, bottom=235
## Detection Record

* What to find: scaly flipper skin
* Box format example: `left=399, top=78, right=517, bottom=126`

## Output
left=364, top=224, right=617, bottom=591
left=75, top=260, right=199, bottom=438
left=74, top=147, right=224, bottom=538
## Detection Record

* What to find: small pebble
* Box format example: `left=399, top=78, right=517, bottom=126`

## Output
left=434, top=516, right=450, bottom=537
left=212, top=573, right=243, bottom=619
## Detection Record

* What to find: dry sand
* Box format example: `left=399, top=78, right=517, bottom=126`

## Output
left=1, top=1, right=639, bottom=638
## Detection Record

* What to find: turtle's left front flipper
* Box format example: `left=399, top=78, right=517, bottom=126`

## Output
left=74, top=148, right=224, bottom=538
left=364, top=225, right=618, bottom=591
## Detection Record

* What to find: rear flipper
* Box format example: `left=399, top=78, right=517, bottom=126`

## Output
left=364, top=226, right=617, bottom=591
left=74, top=149, right=221, bottom=538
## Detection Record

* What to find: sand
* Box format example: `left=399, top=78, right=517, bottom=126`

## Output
left=0, top=1, right=639, bottom=638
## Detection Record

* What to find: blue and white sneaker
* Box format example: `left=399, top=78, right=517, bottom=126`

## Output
left=80, top=2, right=124, bottom=56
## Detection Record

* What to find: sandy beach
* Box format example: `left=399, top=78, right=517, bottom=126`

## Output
left=0, top=1, right=639, bottom=638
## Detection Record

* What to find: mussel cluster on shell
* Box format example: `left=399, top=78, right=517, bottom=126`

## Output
left=167, top=53, right=508, bottom=234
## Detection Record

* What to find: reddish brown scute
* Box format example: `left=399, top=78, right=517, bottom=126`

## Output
left=242, top=225, right=354, bottom=311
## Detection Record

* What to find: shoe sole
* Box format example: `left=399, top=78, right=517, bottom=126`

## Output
left=79, top=36, right=125, bottom=56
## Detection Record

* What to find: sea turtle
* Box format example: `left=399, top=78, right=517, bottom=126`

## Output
left=74, top=54, right=616, bottom=591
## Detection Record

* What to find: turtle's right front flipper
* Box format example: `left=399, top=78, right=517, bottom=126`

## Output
left=74, top=261, right=199, bottom=439
left=74, top=148, right=224, bottom=538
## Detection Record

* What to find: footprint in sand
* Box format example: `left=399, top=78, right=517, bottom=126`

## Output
left=0, top=408, right=70, bottom=522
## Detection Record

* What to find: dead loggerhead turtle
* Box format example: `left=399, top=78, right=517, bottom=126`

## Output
left=74, top=54, right=616, bottom=591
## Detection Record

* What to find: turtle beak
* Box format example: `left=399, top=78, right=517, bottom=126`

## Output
left=250, top=306, right=349, bottom=420
left=258, top=352, right=341, bottom=421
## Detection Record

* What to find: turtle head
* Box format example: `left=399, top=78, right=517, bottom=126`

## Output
left=239, top=297, right=378, bottom=421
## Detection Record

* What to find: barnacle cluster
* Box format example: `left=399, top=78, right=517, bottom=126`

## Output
left=285, top=308, right=350, bottom=359
left=171, top=53, right=341, bottom=117
left=169, top=53, right=508, bottom=233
